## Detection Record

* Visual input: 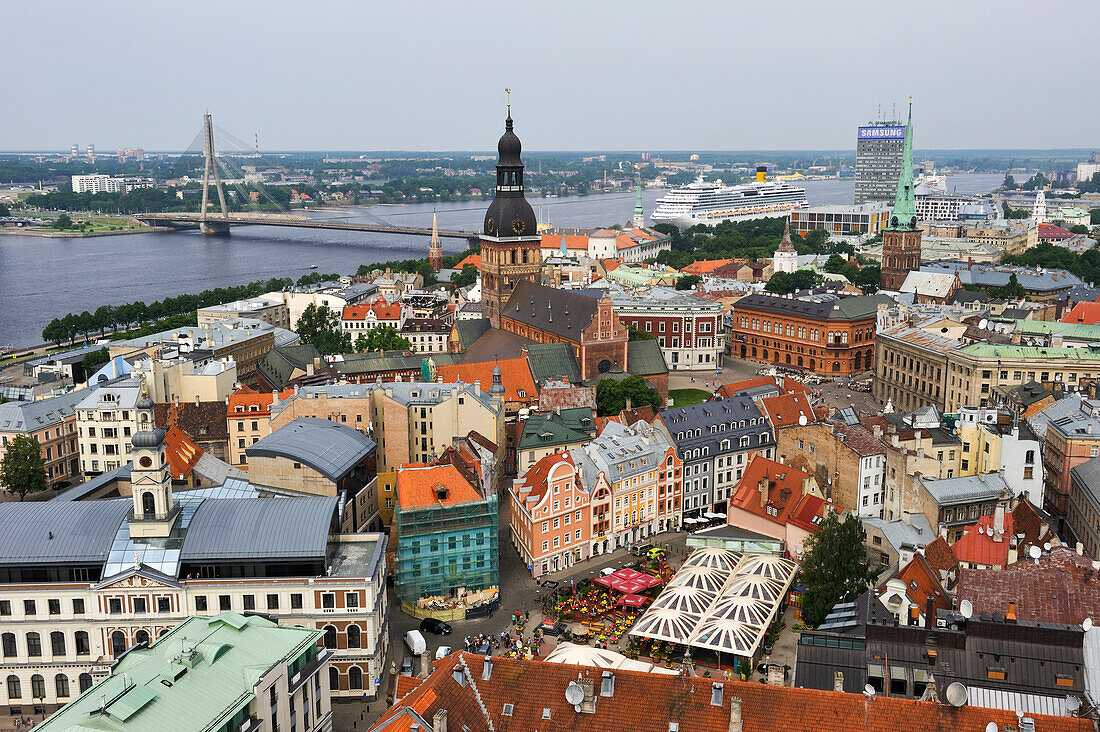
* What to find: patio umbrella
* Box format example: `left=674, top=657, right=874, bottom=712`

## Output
left=594, top=575, right=615, bottom=588
left=617, top=594, right=648, bottom=608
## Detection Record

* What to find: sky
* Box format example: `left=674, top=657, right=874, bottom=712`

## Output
left=2, top=0, right=1098, bottom=152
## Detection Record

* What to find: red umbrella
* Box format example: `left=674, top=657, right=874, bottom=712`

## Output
left=617, top=594, right=648, bottom=608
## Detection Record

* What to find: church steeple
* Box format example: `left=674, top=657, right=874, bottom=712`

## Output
left=632, top=175, right=645, bottom=228
left=429, top=210, right=442, bottom=271
left=889, top=102, right=918, bottom=232
left=128, top=386, right=178, bottom=539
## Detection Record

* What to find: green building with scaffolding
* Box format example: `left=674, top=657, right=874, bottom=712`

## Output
left=394, top=463, right=499, bottom=605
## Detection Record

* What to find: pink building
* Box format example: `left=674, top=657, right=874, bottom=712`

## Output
left=727, top=455, right=837, bottom=556
left=510, top=452, right=591, bottom=579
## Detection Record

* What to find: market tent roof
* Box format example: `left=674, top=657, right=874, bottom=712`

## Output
left=691, top=616, right=761, bottom=656
left=630, top=606, right=700, bottom=645
left=682, top=547, right=743, bottom=573
left=618, top=594, right=649, bottom=608
left=649, top=585, right=714, bottom=616
left=544, top=642, right=622, bottom=669
left=666, top=565, right=728, bottom=594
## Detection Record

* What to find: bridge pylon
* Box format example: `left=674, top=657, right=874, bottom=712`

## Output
left=200, top=113, right=230, bottom=236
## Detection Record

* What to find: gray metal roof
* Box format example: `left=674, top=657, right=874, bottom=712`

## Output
left=0, top=388, right=89, bottom=433
left=1071, top=457, right=1100, bottom=512
left=919, top=473, right=1008, bottom=506
left=659, top=396, right=773, bottom=458
left=180, top=496, right=338, bottom=561
left=0, top=500, right=129, bottom=565
left=245, top=417, right=376, bottom=481
left=863, top=514, right=935, bottom=552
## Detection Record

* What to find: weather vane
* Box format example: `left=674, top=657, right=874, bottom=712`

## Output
left=505, top=88, right=511, bottom=112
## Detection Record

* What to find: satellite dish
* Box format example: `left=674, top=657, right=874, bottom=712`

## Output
left=960, top=600, right=974, bottom=619
left=565, top=682, right=584, bottom=706
left=798, top=415, right=808, bottom=426
left=1067, top=695, right=1082, bottom=713
left=1029, top=545, right=1042, bottom=560
left=863, top=684, right=876, bottom=698
left=1084, top=617, right=1093, bottom=632
left=978, top=319, right=989, bottom=330
left=1044, top=542, right=1052, bottom=552
left=986, top=723, right=999, bottom=732
left=946, top=682, right=969, bottom=707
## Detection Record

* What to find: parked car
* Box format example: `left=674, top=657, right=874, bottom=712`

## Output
left=400, top=656, right=414, bottom=675
left=404, top=629, right=427, bottom=655
left=420, top=617, right=453, bottom=635
left=600, top=567, right=616, bottom=577
left=435, top=645, right=452, bottom=660
left=631, top=543, right=654, bottom=557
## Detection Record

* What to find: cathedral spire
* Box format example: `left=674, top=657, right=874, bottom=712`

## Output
left=889, top=101, right=918, bottom=231
left=429, top=210, right=442, bottom=271
left=777, top=217, right=795, bottom=252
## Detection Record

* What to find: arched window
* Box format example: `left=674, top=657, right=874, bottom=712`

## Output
left=2, top=633, right=16, bottom=658
left=26, top=632, right=41, bottom=657
left=78, top=674, right=93, bottom=693
left=328, top=666, right=340, bottom=692
left=346, top=624, right=361, bottom=649
left=75, top=631, right=90, bottom=655
left=348, top=666, right=363, bottom=690
left=323, top=626, right=337, bottom=649
left=50, top=631, right=65, bottom=656
left=135, top=630, right=150, bottom=646
left=7, top=675, right=20, bottom=699
left=142, top=491, right=156, bottom=518
left=55, top=674, right=69, bottom=698
left=111, top=631, right=127, bottom=657
left=30, top=674, right=44, bottom=699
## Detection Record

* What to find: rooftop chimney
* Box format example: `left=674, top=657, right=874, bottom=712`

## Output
left=432, top=709, right=448, bottom=732
left=758, top=479, right=769, bottom=509
left=420, top=649, right=432, bottom=679
left=925, top=597, right=935, bottom=630
left=833, top=672, right=845, bottom=692
left=728, top=696, right=743, bottom=732
left=993, top=502, right=1005, bottom=542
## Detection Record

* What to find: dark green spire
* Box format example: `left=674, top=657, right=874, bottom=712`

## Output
left=889, top=102, right=918, bottom=231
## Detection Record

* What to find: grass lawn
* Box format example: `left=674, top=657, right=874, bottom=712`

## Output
left=669, top=388, right=711, bottom=407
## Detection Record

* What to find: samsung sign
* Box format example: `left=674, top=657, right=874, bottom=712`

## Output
left=858, top=126, right=905, bottom=140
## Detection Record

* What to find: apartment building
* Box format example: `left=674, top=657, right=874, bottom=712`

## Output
left=340, top=298, right=405, bottom=334
left=656, top=397, right=774, bottom=518
left=197, top=296, right=291, bottom=330
left=571, top=420, right=682, bottom=556
left=75, top=380, right=142, bottom=477
left=510, top=451, right=592, bottom=579
left=609, top=288, right=724, bottom=371
left=0, top=389, right=85, bottom=491
left=1041, top=397, right=1100, bottom=533
left=400, top=318, right=449, bottom=354
left=225, top=386, right=295, bottom=466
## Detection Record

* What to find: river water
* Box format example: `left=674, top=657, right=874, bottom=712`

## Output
left=0, top=173, right=1005, bottom=348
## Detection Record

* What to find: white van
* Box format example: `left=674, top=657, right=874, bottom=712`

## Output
left=404, top=629, right=427, bottom=656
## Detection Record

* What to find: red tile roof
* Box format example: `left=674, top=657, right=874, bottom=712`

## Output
left=715, top=376, right=811, bottom=401
left=957, top=545, right=1100, bottom=625
left=541, top=234, right=589, bottom=252
left=455, top=253, right=481, bottom=269
left=396, top=464, right=482, bottom=510
left=370, top=653, right=1086, bottom=732
left=226, top=386, right=295, bottom=418
left=436, top=357, right=537, bottom=403
left=950, top=513, right=1014, bottom=568
left=1060, top=300, right=1100, bottom=325
left=163, top=425, right=203, bottom=480
left=730, top=455, right=822, bottom=528
left=343, top=298, right=403, bottom=321
left=602, top=260, right=621, bottom=272
left=515, top=451, right=578, bottom=506
left=759, top=392, right=824, bottom=429
left=682, top=259, right=733, bottom=275
left=921, top=536, right=959, bottom=588
left=1038, top=222, right=1073, bottom=240
left=887, top=554, right=951, bottom=615
left=1011, top=499, right=1054, bottom=549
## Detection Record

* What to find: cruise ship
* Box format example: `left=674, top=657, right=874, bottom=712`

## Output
left=651, top=166, right=809, bottom=228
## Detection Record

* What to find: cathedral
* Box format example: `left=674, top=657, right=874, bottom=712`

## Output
left=879, top=105, right=923, bottom=291
left=478, top=108, right=543, bottom=327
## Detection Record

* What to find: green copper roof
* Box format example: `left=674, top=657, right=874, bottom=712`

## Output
left=634, top=175, right=644, bottom=219
left=889, top=103, right=918, bottom=232
left=960, top=343, right=1100, bottom=360
left=37, top=613, right=322, bottom=732
left=1013, top=319, right=1100, bottom=342
left=517, top=407, right=596, bottom=450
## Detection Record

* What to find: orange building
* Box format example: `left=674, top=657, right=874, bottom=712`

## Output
left=225, top=385, right=295, bottom=466
left=509, top=451, right=592, bottom=579
left=730, top=293, right=892, bottom=376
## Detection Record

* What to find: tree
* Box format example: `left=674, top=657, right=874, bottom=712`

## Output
left=765, top=269, right=822, bottom=295
left=450, top=264, right=479, bottom=289
left=798, top=512, right=878, bottom=627
left=1002, top=201, right=1029, bottom=219
left=0, top=434, right=48, bottom=500
left=354, top=324, right=413, bottom=353
left=0, top=203, right=10, bottom=217
left=53, top=213, right=73, bottom=230
left=595, top=375, right=662, bottom=417
left=995, top=273, right=1025, bottom=299
left=1070, top=225, right=1089, bottom=235
left=1002, top=174, right=1017, bottom=190
left=823, top=254, right=847, bottom=274
left=627, top=324, right=655, bottom=341
left=81, top=347, right=110, bottom=375
left=675, top=274, right=702, bottom=291
left=295, top=304, right=349, bottom=355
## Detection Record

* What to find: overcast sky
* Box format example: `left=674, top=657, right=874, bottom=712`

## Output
left=3, top=0, right=1097, bottom=152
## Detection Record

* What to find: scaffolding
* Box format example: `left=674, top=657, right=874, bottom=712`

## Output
left=393, top=494, right=499, bottom=604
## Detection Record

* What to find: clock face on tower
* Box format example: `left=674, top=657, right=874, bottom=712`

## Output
left=485, top=217, right=495, bottom=235
left=511, top=218, right=527, bottom=235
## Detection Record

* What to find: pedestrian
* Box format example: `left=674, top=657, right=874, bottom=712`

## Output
left=525, top=610, right=530, bottom=621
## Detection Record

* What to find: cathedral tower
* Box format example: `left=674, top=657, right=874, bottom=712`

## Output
left=880, top=103, right=922, bottom=291
left=478, top=105, right=542, bottom=327
left=128, top=388, right=178, bottom=539
left=429, top=211, right=443, bottom=271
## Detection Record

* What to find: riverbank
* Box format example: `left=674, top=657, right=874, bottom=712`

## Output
left=0, top=225, right=155, bottom=238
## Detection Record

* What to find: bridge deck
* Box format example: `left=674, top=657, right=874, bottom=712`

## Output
left=135, top=213, right=478, bottom=239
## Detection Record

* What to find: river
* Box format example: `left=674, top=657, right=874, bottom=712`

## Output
left=0, top=173, right=1006, bottom=348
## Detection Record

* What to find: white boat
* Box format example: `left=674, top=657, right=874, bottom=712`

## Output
left=651, top=172, right=809, bottom=228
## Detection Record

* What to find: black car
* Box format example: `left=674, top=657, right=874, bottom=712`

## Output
left=420, top=617, right=453, bottom=635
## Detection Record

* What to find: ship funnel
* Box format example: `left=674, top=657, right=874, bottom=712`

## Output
left=756, top=165, right=767, bottom=183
